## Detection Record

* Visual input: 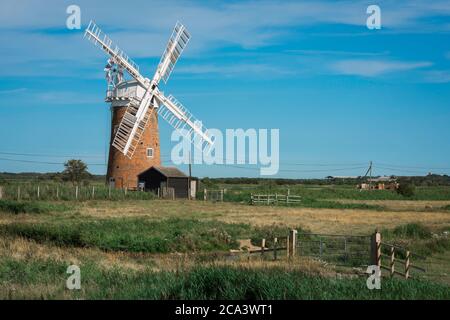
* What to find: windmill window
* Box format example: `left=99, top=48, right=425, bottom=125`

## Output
left=146, top=148, right=154, bottom=158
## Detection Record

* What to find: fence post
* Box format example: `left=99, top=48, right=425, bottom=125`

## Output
left=56, top=186, right=59, bottom=200
left=204, top=189, right=207, bottom=201
left=390, top=247, right=395, bottom=277
left=405, top=250, right=410, bottom=279
left=17, top=186, right=21, bottom=201
left=288, top=229, right=297, bottom=259
left=370, top=230, right=382, bottom=269
left=0, top=186, right=3, bottom=199
left=75, top=185, right=79, bottom=200
left=37, top=185, right=40, bottom=199
left=261, top=238, right=266, bottom=257
left=92, top=186, right=95, bottom=199
left=273, top=237, right=278, bottom=261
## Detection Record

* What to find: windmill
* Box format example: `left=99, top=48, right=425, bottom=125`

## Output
left=84, top=21, right=212, bottom=189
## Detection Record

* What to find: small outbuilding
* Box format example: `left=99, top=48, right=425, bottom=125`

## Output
left=137, top=166, right=190, bottom=199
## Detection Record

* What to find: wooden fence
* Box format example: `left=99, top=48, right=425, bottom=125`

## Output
left=371, top=231, right=426, bottom=279
left=250, top=193, right=302, bottom=205
left=234, top=229, right=426, bottom=280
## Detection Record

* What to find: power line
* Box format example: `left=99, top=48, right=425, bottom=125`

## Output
left=0, top=151, right=104, bottom=158
left=0, top=157, right=106, bottom=166
left=376, top=162, right=450, bottom=170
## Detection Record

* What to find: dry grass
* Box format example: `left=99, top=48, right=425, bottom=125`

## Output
left=75, top=200, right=450, bottom=234
left=331, top=199, right=450, bottom=211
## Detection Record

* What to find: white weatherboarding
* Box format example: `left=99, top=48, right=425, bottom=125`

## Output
left=84, top=21, right=213, bottom=158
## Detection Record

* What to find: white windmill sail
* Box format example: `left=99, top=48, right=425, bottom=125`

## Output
left=84, top=20, right=212, bottom=159
left=84, top=21, right=146, bottom=86
left=153, top=90, right=213, bottom=151
left=153, top=22, right=191, bottom=84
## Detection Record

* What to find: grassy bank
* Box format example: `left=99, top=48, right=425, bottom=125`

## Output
left=0, top=217, right=303, bottom=254
left=1, top=258, right=449, bottom=299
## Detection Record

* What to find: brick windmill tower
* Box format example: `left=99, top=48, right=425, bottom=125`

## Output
left=105, top=79, right=161, bottom=189
left=84, top=21, right=213, bottom=189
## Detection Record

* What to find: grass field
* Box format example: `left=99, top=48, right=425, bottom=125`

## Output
left=0, top=184, right=449, bottom=299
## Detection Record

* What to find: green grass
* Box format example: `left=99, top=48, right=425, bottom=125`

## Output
left=0, top=218, right=303, bottom=254
left=382, top=223, right=450, bottom=259
left=213, top=185, right=450, bottom=202
left=1, top=258, right=449, bottom=299
left=0, top=200, right=70, bottom=214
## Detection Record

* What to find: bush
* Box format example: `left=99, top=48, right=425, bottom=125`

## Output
left=0, top=200, right=69, bottom=214
left=392, top=223, right=432, bottom=239
left=397, top=183, right=415, bottom=197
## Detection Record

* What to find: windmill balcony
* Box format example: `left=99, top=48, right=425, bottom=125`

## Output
left=105, top=79, right=145, bottom=103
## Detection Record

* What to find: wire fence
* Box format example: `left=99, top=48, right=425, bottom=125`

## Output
left=296, top=233, right=372, bottom=267
left=0, top=184, right=156, bottom=201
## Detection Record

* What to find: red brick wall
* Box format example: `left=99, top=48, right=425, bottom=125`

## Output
left=106, top=105, right=161, bottom=188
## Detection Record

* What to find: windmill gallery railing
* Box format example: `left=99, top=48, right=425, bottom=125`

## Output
left=233, top=230, right=426, bottom=280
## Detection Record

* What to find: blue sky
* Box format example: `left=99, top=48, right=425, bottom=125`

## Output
left=0, top=0, right=450, bottom=178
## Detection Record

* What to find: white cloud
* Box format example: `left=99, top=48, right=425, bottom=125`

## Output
left=331, top=59, right=432, bottom=77
left=423, top=70, right=450, bottom=83
left=0, top=88, right=27, bottom=94
left=176, top=63, right=294, bottom=77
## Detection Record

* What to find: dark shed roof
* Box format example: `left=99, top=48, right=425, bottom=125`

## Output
left=139, top=166, right=188, bottom=178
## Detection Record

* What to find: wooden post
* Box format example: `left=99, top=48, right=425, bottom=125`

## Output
left=261, top=238, right=266, bottom=257
left=0, top=186, right=3, bottom=199
left=124, top=187, right=128, bottom=196
left=390, top=246, right=395, bottom=277
left=56, top=186, right=59, bottom=200
left=17, top=186, right=21, bottom=201
left=273, top=237, right=278, bottom=261
left=405, top=250, right=410, bottom=279
left=288, top=229, right=297, bottom=259
left=286, top=235, right=290, bottom=258
left=275, top=193, right=278, bottom=205
left=92, top=186, right=95, bottom=199
left=370, top=230, right=382, bottom=269
left=37, top=185, right=40, bottom=199
left=75, top=185, right=79, bottom=200
left=204, top=189, right=207, bottom=201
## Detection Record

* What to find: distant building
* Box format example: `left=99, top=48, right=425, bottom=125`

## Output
left=358, top=176, right=398, bottom=190
left=137, top=166, right=193, bottom=199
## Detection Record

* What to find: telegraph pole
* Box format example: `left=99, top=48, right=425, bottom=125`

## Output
left=188, top=150, right=192, bottom=200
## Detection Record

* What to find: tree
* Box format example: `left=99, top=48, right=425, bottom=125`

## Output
left=397, top=182, right=415, bottom=198
left=62, top=160, right=90, bottom=184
